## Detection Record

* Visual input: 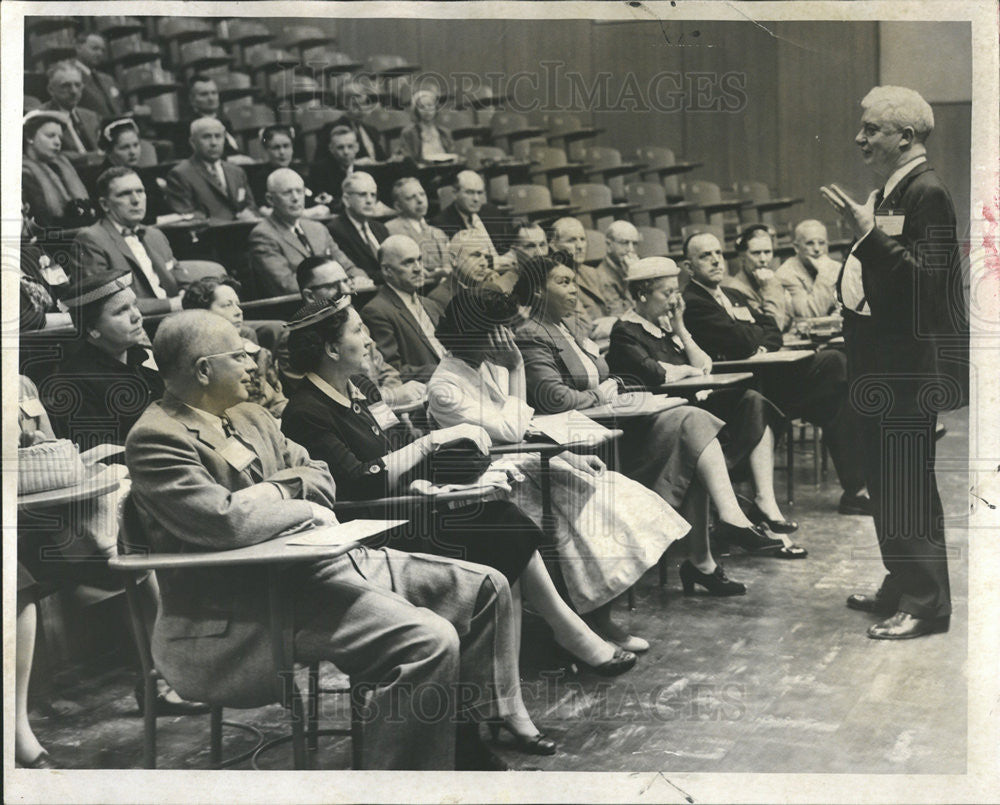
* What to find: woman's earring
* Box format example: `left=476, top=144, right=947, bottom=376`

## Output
left=638, top=296, right=647, bottom=303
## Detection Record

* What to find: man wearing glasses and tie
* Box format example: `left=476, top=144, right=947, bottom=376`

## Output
left=821, top=85, right=965, bottom=640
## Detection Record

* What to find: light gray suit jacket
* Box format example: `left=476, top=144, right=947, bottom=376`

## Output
left=124, top=394, right=336, bottom=706
left=164, top=158, right=258, bottom=221
left=247, top=214, right=356, bottom=296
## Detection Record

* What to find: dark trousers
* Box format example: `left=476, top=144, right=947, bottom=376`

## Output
left=761, top=349, right=866, bottom=494
left=842, top=313, right=951, bottom=618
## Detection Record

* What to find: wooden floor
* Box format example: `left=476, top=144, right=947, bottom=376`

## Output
left=27, top=409, right=968, bottom=773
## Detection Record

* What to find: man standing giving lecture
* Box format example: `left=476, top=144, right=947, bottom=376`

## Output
left=821, top=86, right=964, bottom=640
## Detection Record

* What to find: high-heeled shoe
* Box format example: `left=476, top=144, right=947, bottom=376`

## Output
left=711, top=521, right=784, bottom=554
left=744, top=499, right=799, bottom=534
left=487, top=719, right=557, bottom=756
left=590, top=623, right=650, bottom=653
left=679, top=560, right=747, bottom=596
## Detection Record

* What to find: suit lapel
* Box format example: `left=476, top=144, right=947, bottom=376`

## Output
left=385, top=288, right=434, bottom=352
left=882, top=162, right=932, bottom=211
left=270, top=216, right=310, bottom=258
left=102, top=218, right=141, bottom=270
left=193, top=160, right=230, bottom=202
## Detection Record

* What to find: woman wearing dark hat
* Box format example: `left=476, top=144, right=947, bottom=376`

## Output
left=249, top=124, right=332, bottom=216
left=21, top=109, right=97, bottom=229
left=44, top=269, right=164, bottom=448
left=282, top=295, right=637, bottom=754
left=514, top=252, right=794, bottom=595
left=428, top=287, right=692, bottom=652
left=96, top=117, right=165, bottom=224
left=607, top=256, right=804, bottom=554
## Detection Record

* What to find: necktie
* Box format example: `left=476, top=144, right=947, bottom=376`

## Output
left=64, top=112, right=87, bottom=152
left=363, top=222, right=380, bottom=257
left=355, top=123, right=377, bottom=160
left=293, top=225, right=315, bottom=256
left=73, top=112, right=95, bottom=151
left=410, top=296, right=446, bottom=358
left=122, top=227, right=167, bottom=299
left=836, top=188, right=884, bottom=311
left=221, top=415, right=264, bottom=482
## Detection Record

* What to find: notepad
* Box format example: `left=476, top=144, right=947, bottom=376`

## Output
left=286, top=519, right=409, bottom=546
left=530, top=410, right=610, bottom=444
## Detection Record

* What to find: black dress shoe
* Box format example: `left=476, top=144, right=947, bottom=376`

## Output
left=711, top=521, right=783, bottom=554
left=839, top=491, right=873, bottom=516
left=846, top=593, right=896, bottom=615
left=134, top=681, right=210, bottom=717
left=744, top=498, right=799, bottom=534
left=487, top=719, right=557, bottom=756
left=867, top=611, right=950, bottom=640
left=679, top=560, right=747, bottom=596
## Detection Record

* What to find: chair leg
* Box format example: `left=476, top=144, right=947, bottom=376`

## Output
left=812, top=425, right=820, bottom=486
left=209, top=706, right=224, bottom=768
left=350, top=685, right=367, bottom=770
left=290, top=685, right=308, bottom=770
left=142, top=672, right=158, bottom=769
left=307, top=663, right=319, bottom=756
left=785, top=425, right=795, bottom=505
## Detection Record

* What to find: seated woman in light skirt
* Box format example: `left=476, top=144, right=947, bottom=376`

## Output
left=427, top=287, right=691, bottom=653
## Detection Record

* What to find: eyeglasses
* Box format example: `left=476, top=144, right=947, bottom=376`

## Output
left=861, top=123, right=899, bottom=137
left=198, top=348, right=254, bottom=364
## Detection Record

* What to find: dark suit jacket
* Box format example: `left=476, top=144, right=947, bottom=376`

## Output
left=331, top=117, right=386, bottom=161
left=606, top=318, right=686, bottom=388
left=514, top=316, right=608, bottom=413
left=328, top=214, right=389, bottom=284
left=248, top=214, right=356, bottom=296
left=430, top=202, right=514, bottom=254
left=124, top=394, right=337, bottom=707
left=682, top=282, right=783, bottom=360
left=851, top=163, right=965, bottom=387
left=78, top=67, right=124, bottom=119
left=40, top=101, right=100, bottom=153
left=307, top=156, right=351, bottom=200
left=164, top=158, right=258, bottom=221
left=72, top=218, right=180, bottom=313
left=359, top=286, right=443, bottom=382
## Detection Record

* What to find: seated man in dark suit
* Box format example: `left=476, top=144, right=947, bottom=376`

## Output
left=73, top=166, right=183, bottom=315
left=327, top=172, right=387, bottom=287
left=73, top=32, right=124, bottom=120
left=431, top=170, right=514, bottom=255
left=331, top=80, right=387, bottom=162
left=124, top=309, right=516, bottom=770
left=172, top=75, right=244, bottom=159
left=40, top=61, right=101, bottom=160
left=164, top=118, right=260, bottom=222
left=247, top=168, right=359, bottom=296
left=681, top=231, right=870, bottom=515
left=360, top=234, right=446, bottom=382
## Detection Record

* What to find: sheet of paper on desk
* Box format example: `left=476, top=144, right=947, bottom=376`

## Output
left=286, top=519, right=409, bottom=546
left=531, top=410, right=609, bottom=443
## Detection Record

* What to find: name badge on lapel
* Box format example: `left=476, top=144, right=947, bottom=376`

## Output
left=218, top=438, right=257, bottom=472
left=40, top=262, right=69, bottom=286
left=237, top=187, right=246, bottom=203
left=369, top=401, right=400, bottom=431
left=875, top=212, right=905, bottom=237
left=733, top=306, right=755, bottom=322
left=165, top=259, right=177, bottom=273
left=20, top=397, right=46, bottom=418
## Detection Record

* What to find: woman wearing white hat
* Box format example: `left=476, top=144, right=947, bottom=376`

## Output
left=607, top=256, right=805, bottom=557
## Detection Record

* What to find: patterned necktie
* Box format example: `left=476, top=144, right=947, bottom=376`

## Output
left=72, top=112, right=95, bottom=151
left=293, top=225, right=315, bottom=256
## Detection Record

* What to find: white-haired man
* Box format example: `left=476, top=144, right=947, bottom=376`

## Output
left=776, top=219, right=842, bottom=319
left=575, top=220, right=640, bottom=321
left=821, top=85, right=963, bottom=640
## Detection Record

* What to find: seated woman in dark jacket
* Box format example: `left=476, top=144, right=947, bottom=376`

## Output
left=398, top=89, right=456, bottom=163
left=605, top=256, right=797, bottom=547
left=281, top=296, right=637, bottom=755
left=44, top=269, right=164, bottom=450
left=21, top=110, right=97, bottom=230
left=514, top=253, right=806, bottom=590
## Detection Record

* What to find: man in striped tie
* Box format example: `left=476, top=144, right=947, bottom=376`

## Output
left=821, top=85, right=962, bottom=640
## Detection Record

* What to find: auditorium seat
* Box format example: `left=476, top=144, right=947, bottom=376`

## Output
left=682, top=179, right=749, bottom=235
left=737, top=181, right=803, bottom=236
left=584, top=228, right=606, bottom=265
left=635, top=226, right=671, bottom=259
left=109, top=37, right=162, bottom=71
left=96, top=16, right=146, bottom=39
left=435, top=109, right=491, bottom=148
left=367, top=108, right=412, bottom=156
left=545, top=113, right=603, bottom=162
left=529, top=146, right=589, bottom=204
left=213, top=71, right=259, bottom=104
left=279, top=25, right=336, bottom=56
left=269, top=73, right=324, bottom=111
left=178, top=41, right=233, bottom=77
left=490, top=112, right=547, bottom=152
left=244, top=46, right=301, bottom=93
left=511, top=136, right=549, bottom=164
left=506, top=185, right=577, bottom=224
left=228, top=104, right=277, bottom=150
left=625, top=181, right=695, bottom=232
left=464, top=145, right=531, bottom=205
left=569, top=183, right=637, bottom=231
left=636, top=145, right=702, bottom=201
left=298, top=107, right=341, bottom=161
left=584, top=147, right=647, bottom=202
left=680, top=223, right=728, bottom=250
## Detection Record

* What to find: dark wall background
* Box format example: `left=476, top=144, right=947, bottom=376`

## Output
left=270, top=17, right=971, bottom=235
